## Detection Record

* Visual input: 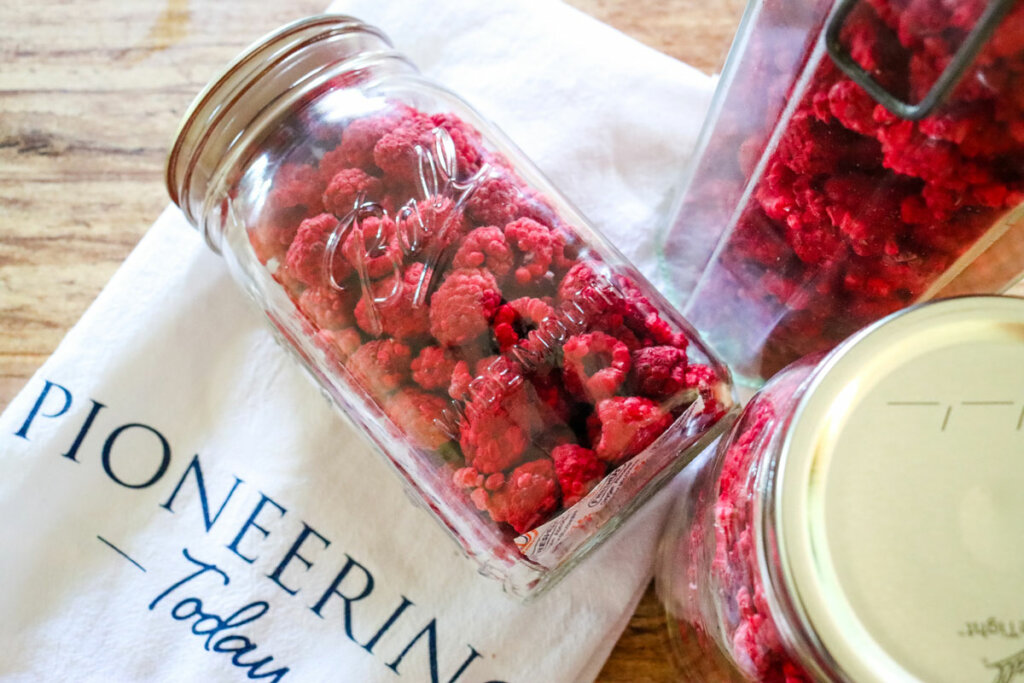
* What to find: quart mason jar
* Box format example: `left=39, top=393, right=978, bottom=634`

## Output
left=166, top=15, right=737, bottom=597
left=662, top=0, right=1024, bottom=384
left=656, top=295, right=1024, bottom=681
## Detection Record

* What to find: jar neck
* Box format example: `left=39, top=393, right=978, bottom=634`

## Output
left=165, top=14, right=415, bottom=249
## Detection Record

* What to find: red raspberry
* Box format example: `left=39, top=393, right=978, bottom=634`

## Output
left=285, top=213, right=353, bottom=287
left=395, top=196, right=468, bottom=261
left=448, top=360, right=475, bottom=402
left=268, top=163, right=324, bottom=214
left=298, top=285, right=356, bottom=330
left=323, top=168, right=384, bottom=216
left=562, top=332, right=631, bottom=401
left=354, top=262, right=432, bottom=341
left=631, top=346, right=689, bottom=400
left=384, top=388, right=452, bottom=451
left=460, top=359, right=543, bottom=473
left=373, top=113, right=435, bottom=184
left=465, top=173, right=522, bottom=226
left=410, top=346, right=458, bottom=392
left=452, top=226, right=514, bottom=278
left=492, top=297, right=555, bottom=352
left=248, top=209, right=303, bottom=265
left=345, top=339, right=412, bottom=399
left=342, top=215, right=402, bottom=281
left=430, top=112, right=485, bottom=177
left=551, top=444, right=606, bottom=507
left=316, top=327, right=362, bottom=364
left=429, top=268, right=502, bottom=347
left=327, top=110, right=403, bottom=173
left=504, top=217, right=555, bottom=285
left=590, top=397, right=673, bottom=464
left=828, top=80, right=878, bottom=136
left=453, top=467, right=484, bottom=489
left=477, top=459, right=560, bottom=534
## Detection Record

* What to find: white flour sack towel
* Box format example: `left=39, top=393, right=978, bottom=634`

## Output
left=0, top=0, right=714, bottom=680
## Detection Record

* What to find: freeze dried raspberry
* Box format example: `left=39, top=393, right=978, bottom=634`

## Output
left=776, top=112, right=846, bottom=176
left=345, top=339, right=412, bottom=398
left=327, top=110, right=403, bottom=173
left=285, top=213, right=353, bottom=287
left=828, top=80, right=878, bottom=136
left=354, top=262, right=433, bottom=341
left=448, top=360, right=474, bottom=402
left=248, top=209, right=304, bottom=265
left=453, top=467, right=484, bottom=489
left=298, top=285, right=356, bottom=330
left=478, top=459, right=560, bottom=534
left=384, top=388, right=451, bottom=450
left=430, top=112, right=484, bottom=176
left=563, top=332, right=631, bottom=401
left=316, top=327, right=362, bottom=364
left=591, top=397, right=673, bottom=464
left=460, top=359, right=543, bottom=473
left=396, top=196, right=468, bottom=260
left=411, top=346, right=458, bottom=391
left=504, top=217, right=555, bottom=285
left=631, top=346, right=689, bottom=400
left=429, top=267, right=502, bottom=347
left=374, top=113, right=435, bottom=184
left=323, top=168, right=384, bottom=216
left=551, top=444, right=606, bottom=507
left=823, top=174, right=906, bottom=257
left=551, top=227, right=580, bottom=273
left=492, top=297, right=555, bottom=352
left=341, top=215, right=403, bottom=281
left=466, top=173, right=522, bottom=226
left=685, top=363, right=721, bottom=409
left=268, top=163, right=325, bottom=213
left=452, top=226, right=514, bottom=277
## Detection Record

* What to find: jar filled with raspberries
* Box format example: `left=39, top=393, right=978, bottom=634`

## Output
left=166, top=15, right=737, bottom=596
left=656, top=296, right=1024, bottom=682
left=663, top=0, right=1024, bottom=383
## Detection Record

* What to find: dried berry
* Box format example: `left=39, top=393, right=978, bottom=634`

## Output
left=429, top=267, right=502, bottom=347
left=551, top=444, right=606, bottom=507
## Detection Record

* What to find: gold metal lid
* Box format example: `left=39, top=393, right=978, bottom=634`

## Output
left=776, top=296, right=1024, bottom=682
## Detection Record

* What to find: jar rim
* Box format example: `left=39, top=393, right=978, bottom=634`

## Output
left=165, top=14, right=393, bottom=230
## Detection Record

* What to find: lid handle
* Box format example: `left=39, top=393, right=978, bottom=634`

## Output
left=824, top=0, right=1015, bottom=121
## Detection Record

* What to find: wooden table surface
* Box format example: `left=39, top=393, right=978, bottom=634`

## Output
left=22, top=0, right=1016, bottom=681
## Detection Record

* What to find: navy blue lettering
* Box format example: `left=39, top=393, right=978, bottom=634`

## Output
left=101, top=423, right=172, bottom=489
left=267, top=523, right=330, bottom=596
left=387, top=619, right=441, bottom=681
left=161, top=454, right=243, bottom=532
left=15, top=379, right=72, bottom=439
left=62, top=399, right=106, bottom=461
left=227, top=492, right=286, bottom=564
left=149, top=548, right=230, bottom=610
left=387, top=621, right=486, bottom=683
left=153, top=549, right=289, bottom=681
left=309, top=555, right=375, bottom=643
left=363, top=596, right=414, bottom=653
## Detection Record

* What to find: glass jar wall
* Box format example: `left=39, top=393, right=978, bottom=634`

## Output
left=167, top=15, right=737, bottom=597
left=662, top=0, right=1024, bottom=383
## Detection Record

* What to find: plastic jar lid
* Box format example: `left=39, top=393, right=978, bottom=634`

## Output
left=775, top=296, right=1024, bottom=682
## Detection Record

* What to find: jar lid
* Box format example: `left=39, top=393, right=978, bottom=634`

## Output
left=776, top=296, right=1024, bottom=682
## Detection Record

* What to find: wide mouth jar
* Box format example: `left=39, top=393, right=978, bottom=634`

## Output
left=659, top=295, right=1024, bottom=681
left=166, top=14, right=738, bottom=598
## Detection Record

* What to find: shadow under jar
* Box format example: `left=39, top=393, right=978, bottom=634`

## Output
left=166, top=15, right=737, bottom=598
left=663, top=0, right=1024, bottom=384
left=657, top=296, right=1024, bottom=681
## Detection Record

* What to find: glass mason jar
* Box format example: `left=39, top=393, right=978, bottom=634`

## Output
left=166, top=15, right=737, bottom=597
left=662, top=0, right=1024, bottom=384
left=656, top=295, right=1024, bottom=681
